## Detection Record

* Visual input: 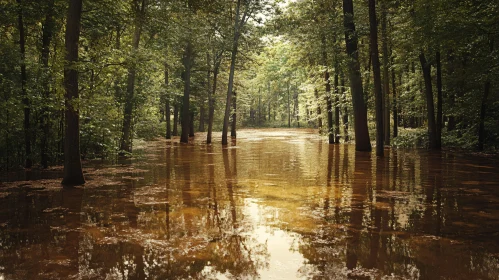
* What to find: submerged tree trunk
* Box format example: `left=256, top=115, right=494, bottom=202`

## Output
left=391, top=59, right=398, bottom=138
left=419, top=52, right=438, bottom=149
left=340, top=76, right=349, bottom=142
left=173, top=102, right=179, bottom=136
left=381, top=2, right=390, bottom=146
left=40, top=0, right=56, bottom=168
left=165, top=66, right=171, bottom=139
left=369, top=0, right=384, bottom=157
left=222, top=0, right=244, bottom=145
left=342, top=0, right=372, bottom=151
left=120, top=0, right=146, bottom=154
left=231, top=91, right=237, bottom=138
left=17, top=0, right=32, bottom=168
left=334, top=71, right=340, bottom=143
left=207, top=57, right=220, bottom=144
left=314, top=89, right=322, bottom=130
left=479, top=39, right=494, bottom=151
left=436, top=51, right=443, bottom=149
left=181, top=41, right=193, bottom=143
left=62, top=0, right=85, bottom=185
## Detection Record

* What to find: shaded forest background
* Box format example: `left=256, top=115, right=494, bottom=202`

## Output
left=1, top=0, right=498, bottom=170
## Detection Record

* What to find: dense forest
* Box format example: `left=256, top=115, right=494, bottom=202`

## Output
left=1, top=0, right=498, bottom=175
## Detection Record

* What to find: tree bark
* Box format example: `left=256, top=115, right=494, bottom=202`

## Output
left=436, top=51, right=443, bottom=149
left=369, top=0, right=384, bottom=156
left=341, top=76, right=349, bottom=141
left=120, top=0, right=146, bottom=154
left=17, top=0, right=32, bottom=168
left=181, top=41, right=193, bottom=143
left=62, top=0, right=85, bottom=185
left=342, top=0, right=372, bottom=151
left=419, top=52, right=438, bottom=149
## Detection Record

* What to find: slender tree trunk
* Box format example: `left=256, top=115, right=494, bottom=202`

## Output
left=381, top=2, right=390, bottom=145
left=120, top=0, right=146, bottom=154
left=419, top=52, right=438, bottom=149
left=478, top=39, right=494, bottom=151
left=342, top=0, right=372, bottom=151
left=321, top=35, right=334, bottom=143
left=198, top=105, right=205, bottom=132
left=17, top=0, right=32, bottom=168
left=436, top=51, right=443, bottom=149
left=189, top=111, right=195, bottom=137
left=173, top=102, right=179, bottom=136
left=334, top=71, right=340, bottom=143
left=181, top=42, right=193, bottom=143
left=222, top=0, right=242, bottom=145
left=40, top=0, right=56, bottom=168
left=391, top=58, right=398, bottom=138
left=165, top=66, right=171, bottom=139
left=369, top=0, right=384, bottom=156
left=287, top=81, right=291, bottom=128
left=62, top=0, right=84, bottom=185
left=258, top=89, right=261, bottom=126
left=207, top=60, right=220, bottom=144
left=231, top=91, right=237, bottom=138
left=314, top=89, right=322, bottom=130
left=341, top=76, right=349, bottom=141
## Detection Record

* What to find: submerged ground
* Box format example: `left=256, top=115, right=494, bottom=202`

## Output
left=1, top=129, right=499, bottom=279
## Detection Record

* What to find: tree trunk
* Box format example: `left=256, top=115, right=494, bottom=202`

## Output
left=222, top=0, right=242, bottom=145
left=287, top=81, right=291, bottom=128
left=40, top=0, right=56, bottom=168
left=231, top=91, right=237, bottom=138
left=334, top=71, right=340, bottom=143
left=173, top=102, right=179, bottom=136
left=381, top=2, right=390, bottom=145
left=314, top=89, right=322, bottom=130
left=478, top=39, right=494, bottom=151
left=207, top=59, right=220, bottom=144
left=17, top=0, right=32, bottom=168
left=120, top=0, right=146, bottom=154
left=198, top=104, right=205, bottom=132
left=391, top=59, right=398, bottom=138
left=61, top=0, right=85, bottom=185
left=181, top=42, right=193, bottom=143
left=321, top=35, right=334, bottom=143
left=165, top=66, right=171, bottom=139
left=419, top=52, right=438, bottom=149
left=342, top=0, right=372, bottom=151
left=341, top=76, right=349, bottom=141
left=369, top=0, right=384, bottom=157
left=189, top=111, right=195, bottom=137
left=436, top=51, right=443, bottom=149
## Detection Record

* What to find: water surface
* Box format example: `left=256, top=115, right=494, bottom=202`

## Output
left=1, top=129, right=499, bottom=279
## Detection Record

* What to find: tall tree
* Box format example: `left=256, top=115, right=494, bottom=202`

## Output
left=120, top=0, right=146, bottom=154
left=180, top=41, right=194, bottom=143
left=369, top=0, right=384, bottom=156
left=61, top=0, right=85, bottom=185
left=222, top=0, right=248, bottom=145
left=17, top=0, right=31, bottom=168
left=342, top=0, right=372, bottom=151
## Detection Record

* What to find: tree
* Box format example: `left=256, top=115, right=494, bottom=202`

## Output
left=61, top=0, right=85, bottom=185
left=368, top=0, right=384, bottom=156
left=342, top=0, right=372, bottom=151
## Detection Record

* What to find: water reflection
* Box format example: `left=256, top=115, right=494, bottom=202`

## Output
left=1, top=129, right=499, bottom=279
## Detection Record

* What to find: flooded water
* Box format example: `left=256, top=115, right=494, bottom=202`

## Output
left=1, top=129, right=499, bottom=279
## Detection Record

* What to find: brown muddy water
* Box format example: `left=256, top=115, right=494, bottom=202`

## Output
left=1, top=129, right=499, bottom=280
